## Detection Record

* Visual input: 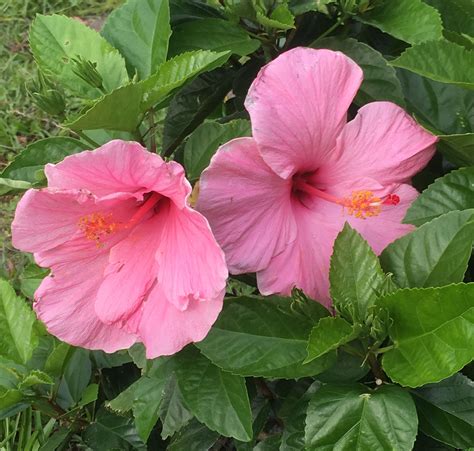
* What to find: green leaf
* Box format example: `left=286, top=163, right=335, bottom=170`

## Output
left=84, top=408, right=146, bottom=451
left=404, top=168, right=474, bottom=226
left=316, top=351, right=370, bottom=383
left=44, top=342, right=72, bottom=377
left=424, top=0, right=474, bottom=37
left=359, top=0, right=443, bottom=44
left=184, top=119, right=251, bottom=180
left=159, top=375, right=193, bottom=439
left=256, top=5, right=295, bottom=30
left=0, top=138, right=89, bottom=184
left=19, top=264, right=49, bottom=299
left=30, top=14, right=128, bottom=98
left=0, top=178, right=33, bottom=195
left=313, top=37, right=405, bottom=107
left=174, top=347, right=253, bottom=442
left=169, top=18, right=260, bottom=57
left=438, top=133, right=474, bottom=166
left=413, top=373, right=474, bottom=449
left=57, top=348, right=91, bottom=408
left=306, top=317, right=360, bottom=363
left=102, top=0, right=171, bottom=79
left=330, top=223, right=387, bottom=322
left=196, top=295, right=335, bottom=379
left=380, top=210, right=474, bottom=288
left=0, top=389, right=24, bottom=410
left=397, top=69, right=473, bottom=136
left=18, top=370, right=53, bottom=389
left=381, top=284, right=474, bottom=387
left=0, top=280, right=38, bottom=365
left=391, top=40, right=474, bottom=89
left=168, top=419, right=220, bottom=451
left=305, top=384, right=418, bottom=450
left=66, top=50, right=231, bottom=132
left=78, top=384, right=99, bottom=407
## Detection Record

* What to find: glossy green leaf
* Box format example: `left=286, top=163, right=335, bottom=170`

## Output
left=380, top=210, right=474, bottom=288
left=359, top=0, right=443, bottom=44
left=44, top=342, right=72, bottom=377
left=159, top=375, right=193, bottom=439
left=0, top=280, right=38, bottom=365
left=67, top=50, right=230, bottom=132
left=306, top=317, right=360, bottom=363
left=405, top=168, right=474, bottom=226
left=30, top=14, right=128, bottom=98
left=381, top=284, right=474, bottom=387
left=397, top=68, right=473, bottom=135
left=413, top=373, right=474, bottom=449
left=174, top=347, right=252, bottom=442
left=197, top=295, right=335, bottom=379
left=316, top=351, right=370, bottom=383
left=168, top=419, right=220, bottom=451
left=391, top=40, right=474, bottom=89
left=102, top=0, right=171, bottom=79
left=438, top=133, right=474, bottom=166
left=0, top=138, right=89, bottom=184
left=169, top=18, right=260, bottom=57
left=305, top=384, right=418, bottom=450
left=184, top=119, right=251, bottom=180
left=84, top=408, right=146, bottom=451
left=313, top=37, right=405, bottom=106
left=330, top=223, right=387, bottom=322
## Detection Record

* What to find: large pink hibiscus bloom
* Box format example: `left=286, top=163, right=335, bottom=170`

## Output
left=197, top=47, right=437, bottom=307
left=12, top=140, right=228, bottom=357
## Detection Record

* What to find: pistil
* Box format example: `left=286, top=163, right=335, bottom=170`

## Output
left=294, top=179, right=399, bottom=219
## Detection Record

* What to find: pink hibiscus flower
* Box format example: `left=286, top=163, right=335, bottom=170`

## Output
left=12, top=140, right=228, bottom=357
left=197, top=47, right=437, bottom=307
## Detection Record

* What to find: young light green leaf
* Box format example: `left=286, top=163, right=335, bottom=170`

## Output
left=174, top=347, right=253, bottom=442
left=412, top=373, right=474, bottom=449
left=102, top=0, right=171, bottom=79
left=330, top=223, right=387, bottom=322
left=18, top=370, right=53, bottom=390
left=0, top=138, right=89, bottom=184
left=313, top=37, right=405, bottom=107
left=30, top=14, right=129, bottom=98
left=0, top=389, right=24, bottom=410
left=305, top=384, right=418, bottom=450
left=380, top=210, right=474, bottom=288
left=404, top=167, right=474, bottom=226
left=381, top=284, right=474, bottom=387
left=196, top=295, right=335, bottom=379
left=168, top=18, right=260, bottom=57
left=391, top=40, right=474, bottom=89
left=359, top=0, right=443, bottom=44
left=305, top=317, right=361, bottom=363
left=0, top=280, right=38, bottom=365
left=256, top=5, right=295, bottom=30
left=184, top=119, right=251, bottom=181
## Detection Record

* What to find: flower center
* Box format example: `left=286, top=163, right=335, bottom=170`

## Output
left=78, top=192, right=162, bottom=245
left=293, top=178, right=400, bottom=219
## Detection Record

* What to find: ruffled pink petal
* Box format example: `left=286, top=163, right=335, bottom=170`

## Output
left=12, top=188, right=135, bottom=254
left=34, top=239, right=136, bottom=352
left=153, top=202, right=228, bottom=311
left=45, top=140, right=189, bottom=207
left=245, top=47, right=363, bottom=179
left=257, top=201, right=342, bottom=307
left=134, top=285, right=225, bottom=358
left=317, top=102, right=437, bottom=187
left=197, top=137, right=297, bottom=274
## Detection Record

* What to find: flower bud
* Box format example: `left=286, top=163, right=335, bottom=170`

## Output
left=71, top=56, right=105, bottom=92
left=31, top=89, right=66, bottom=116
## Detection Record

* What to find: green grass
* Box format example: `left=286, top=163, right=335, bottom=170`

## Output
left=0, top=0, right=122, bottom=279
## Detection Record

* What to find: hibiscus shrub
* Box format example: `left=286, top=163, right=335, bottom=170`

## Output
left=1, top=0, right=473, bottom=450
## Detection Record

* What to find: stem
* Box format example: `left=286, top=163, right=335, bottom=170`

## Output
left=367, top=353, right=387, bottom=383
left=374, top=344, right=394, bottom=355
left=310, top=15, right=347, bottom=46
left=75, top=131, right=100, bottom=148
left=148, top=108, right=156, bottom=153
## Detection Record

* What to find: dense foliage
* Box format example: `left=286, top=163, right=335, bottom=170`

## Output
left=0, top=0, right=473, bottom=450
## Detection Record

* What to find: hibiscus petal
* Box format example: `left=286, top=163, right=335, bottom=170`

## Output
left=136, top=285, right=224, bottom=358
left=257, top=201, right=342, bottom=307
left=153, top=202, right=228, bottom=311
left=197, top=137, right=297, bottom=274
left=245, top=47, right=363, bottom=179
left=318, top=102, right=437, bottom=186
left=34, top=241, right=136, bottom=352
left=45, top=140, right=189, bottom=206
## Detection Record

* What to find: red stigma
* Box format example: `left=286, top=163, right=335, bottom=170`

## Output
left=382, top=194, right=400, bottom=206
